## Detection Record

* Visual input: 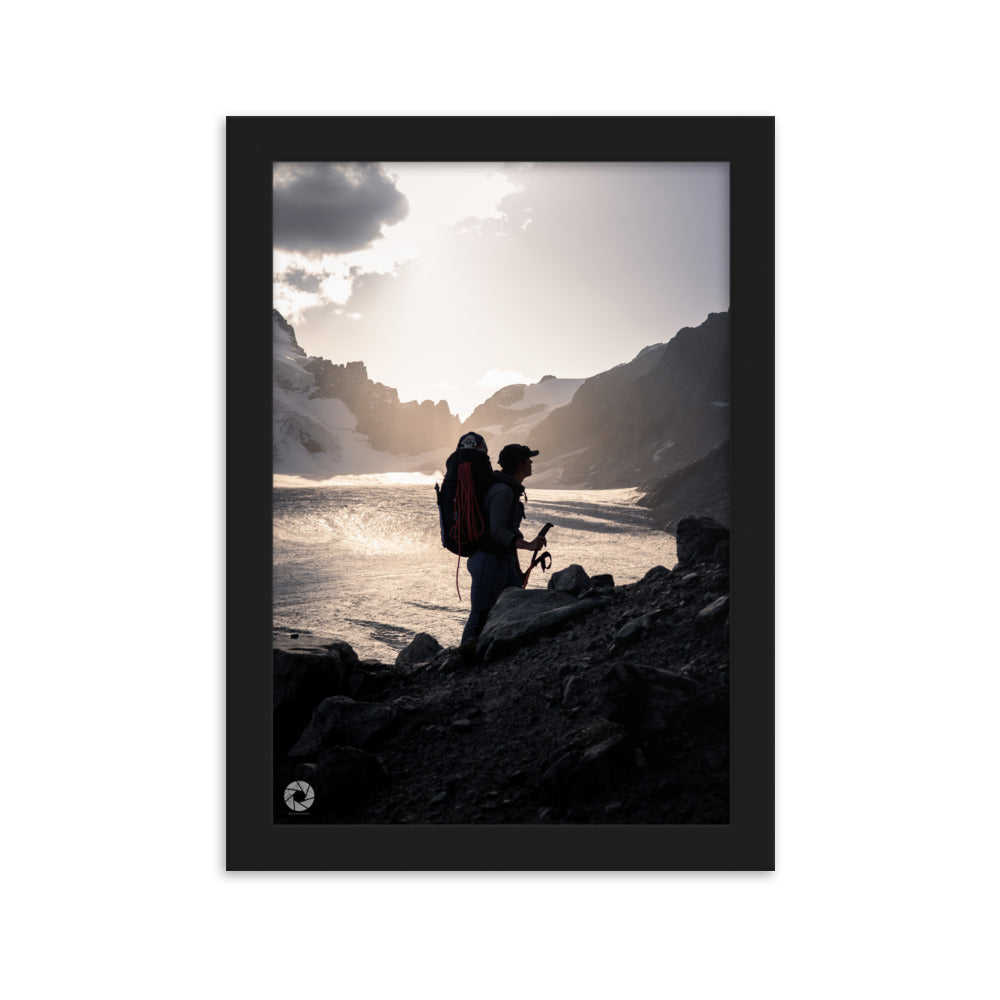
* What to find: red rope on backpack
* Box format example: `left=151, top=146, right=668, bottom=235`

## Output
left=451, top=461, right=485, bottom=599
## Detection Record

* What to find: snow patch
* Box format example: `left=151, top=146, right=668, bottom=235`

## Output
left=507, top=377, right=584, bottom=412
left=468, top=377, right=586, bottom=464
left=651, top=441, right=675, bottom=463
left=272, top=313, right=447, bottom=478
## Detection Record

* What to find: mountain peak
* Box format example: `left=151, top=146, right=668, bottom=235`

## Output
left=272, top=308, right=296, bottom=339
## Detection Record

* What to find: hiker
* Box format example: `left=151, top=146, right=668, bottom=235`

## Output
left=460, top=443, right=548, bottom=647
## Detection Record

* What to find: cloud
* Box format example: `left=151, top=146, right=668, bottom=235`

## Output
left=278, top=265, right=325, bottom=293
left=273, top=163, right=525, bottom=319
left=476, top=368, right=531, bottom=391
left=273, top=163, right=409, bottom=256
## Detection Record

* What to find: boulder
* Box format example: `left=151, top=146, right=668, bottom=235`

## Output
left=286, top=696, right=398, bottom=758
left=675, top=516, right=729, bottom=566
left=696, top=594, right=730, bottom=630
left=396, top=632, right=443, bottom=668
left=610, top=606, right=672, bottom=651
left=589, top=574, right=615, bottom=589
left=436, top=652, right=464, bottom=674
left=273, top=641, right=366, bottom=757
left=640, top=565, right=671, bottom=585
left=274, top=641, right=357, bottom=705
left=548, top=564, right=592, bottom=596
left=275, top=641, right=395, bottom=694
left=477, top=588, right=612, bottom=663
left=610, top=618, right=644, bottom=649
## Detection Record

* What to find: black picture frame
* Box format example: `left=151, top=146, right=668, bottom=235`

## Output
left=226, top=116, right=774, bottom=871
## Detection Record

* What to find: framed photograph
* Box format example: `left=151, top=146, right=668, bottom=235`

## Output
left=226, top=116, right=774, bottom=870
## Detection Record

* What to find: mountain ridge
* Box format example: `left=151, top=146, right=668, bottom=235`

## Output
left=273, top=308, right=731, bottom=524
left=526, top=311, right=730, bottom=489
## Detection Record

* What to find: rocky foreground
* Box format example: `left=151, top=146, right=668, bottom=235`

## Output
left=274, top=516, right=730, bottom=824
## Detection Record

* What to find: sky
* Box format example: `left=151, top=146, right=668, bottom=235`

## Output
left=273, top=161, right=729, bottom=420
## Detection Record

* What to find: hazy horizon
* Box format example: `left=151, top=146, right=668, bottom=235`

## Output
left=274, top=161, right=729, bottom=421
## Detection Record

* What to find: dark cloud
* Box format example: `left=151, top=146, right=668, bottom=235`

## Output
left=278, top=265, right=325, bottom=293
left=273, top=163, right=409, bottom=256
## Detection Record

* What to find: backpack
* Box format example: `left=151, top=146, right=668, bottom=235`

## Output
left=435, top=432, right=495, bottom=558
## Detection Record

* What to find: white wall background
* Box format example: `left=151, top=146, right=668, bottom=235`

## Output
left=3, top=3, right=997, bottom=997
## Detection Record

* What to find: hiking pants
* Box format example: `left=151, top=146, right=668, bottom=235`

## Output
left=461, top=550, right=522, bottom=646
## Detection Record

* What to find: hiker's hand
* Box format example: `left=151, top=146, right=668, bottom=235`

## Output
left=515, top=535, right=547, bottom=553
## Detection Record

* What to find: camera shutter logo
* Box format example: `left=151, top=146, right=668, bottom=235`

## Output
left=284, top=780, right=315, bottom=812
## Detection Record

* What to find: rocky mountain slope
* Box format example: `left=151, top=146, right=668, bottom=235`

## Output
left=273, top=516, right=730, bottom=826
left=638, top=440, right=731, bottom=531
left=459, top=375, right=585, bottom=483
left=526, top=311, right=730, bottom=488
left=273, top=310, right=461, bottom=476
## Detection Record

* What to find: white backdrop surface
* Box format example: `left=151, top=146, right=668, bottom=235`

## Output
left=3, top=4, right=997, bottom=998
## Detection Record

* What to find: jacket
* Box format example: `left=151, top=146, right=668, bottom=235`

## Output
left=483, top=472, right=526, bottom=555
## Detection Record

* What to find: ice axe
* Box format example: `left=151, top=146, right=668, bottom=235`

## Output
left=521, top=522, right=553, bottom=588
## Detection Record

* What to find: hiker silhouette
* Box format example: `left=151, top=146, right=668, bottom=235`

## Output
left=459, top=443, right=547, bottom=648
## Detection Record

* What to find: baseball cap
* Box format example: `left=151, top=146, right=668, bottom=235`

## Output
left=498, top=443, right=539, bottom=469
